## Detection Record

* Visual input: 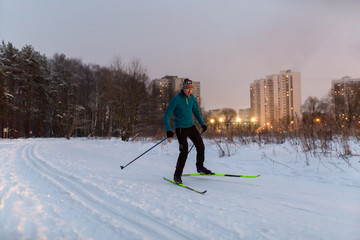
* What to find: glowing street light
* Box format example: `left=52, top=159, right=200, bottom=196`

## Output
left=210, top=119, right=215, bottom=124
left=219, top=117, right=224, bottom=123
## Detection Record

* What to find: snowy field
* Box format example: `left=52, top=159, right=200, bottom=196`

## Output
left=0, top=137, right=359, bottom=240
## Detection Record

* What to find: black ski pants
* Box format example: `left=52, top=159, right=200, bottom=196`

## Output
left=174, top=125, right=204, bottom=177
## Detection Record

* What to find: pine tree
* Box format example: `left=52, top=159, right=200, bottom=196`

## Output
left=0, top=41, right=22, bottom=138
left=19, top=45, right=50, bottom=137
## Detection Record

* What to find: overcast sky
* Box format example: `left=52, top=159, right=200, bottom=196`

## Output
left=1, top=0, right=360, bottom=110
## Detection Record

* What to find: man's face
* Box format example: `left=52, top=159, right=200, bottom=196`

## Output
left=183, top=88, right=193, bottom=97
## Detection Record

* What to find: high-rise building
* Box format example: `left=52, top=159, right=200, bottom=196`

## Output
left=250, top=70, right=302, bottom=129
left=152, top=76, right=201, bottom=110
left=250, top=80, right=261, bottom=125
left=332, top=76, right=360, bottom=126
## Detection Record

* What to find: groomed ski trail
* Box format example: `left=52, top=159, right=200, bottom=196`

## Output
left=3, top=141, right=195, bottom=240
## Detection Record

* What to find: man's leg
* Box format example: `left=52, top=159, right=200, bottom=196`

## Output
left=187, top=126, right=205, bottom=170
left=174, top=128, right=189, bottom=182
left=188, top=126, right=213, bottom=174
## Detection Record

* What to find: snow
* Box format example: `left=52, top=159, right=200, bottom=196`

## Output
left=0, top=137, right=359, bottom=240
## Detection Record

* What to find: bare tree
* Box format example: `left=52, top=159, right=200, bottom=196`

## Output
left=221, top=108, right=237, bottom=131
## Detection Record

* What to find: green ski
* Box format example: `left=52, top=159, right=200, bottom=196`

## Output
left=163, top=177, right=207, bottom=194
left=182, top=173, right=260, bottom=178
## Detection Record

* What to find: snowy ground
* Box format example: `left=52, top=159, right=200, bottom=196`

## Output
left=0, top=137, right=359, bottom=240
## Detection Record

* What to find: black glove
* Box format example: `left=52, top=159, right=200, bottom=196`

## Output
left=166, top=131, right=174, bottom=138
left=202, top=125, right=207, bottom=132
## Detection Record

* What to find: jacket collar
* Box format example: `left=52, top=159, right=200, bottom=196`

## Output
left=179, top=90, right=191, bottom=98
left=179, top=90, right=185, bottom=97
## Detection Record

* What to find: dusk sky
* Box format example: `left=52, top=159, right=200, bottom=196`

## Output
left=1, top=0, right=360, bottom=110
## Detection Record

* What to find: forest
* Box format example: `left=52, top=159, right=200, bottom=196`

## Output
left=0, top=41, right=165, bottom=140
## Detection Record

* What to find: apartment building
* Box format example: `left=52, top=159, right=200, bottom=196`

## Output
left=332, top=76, right=360, bottom=126
left=238, top=108, right=251, bottom=122
left=250, top=70, right=302, bottom=129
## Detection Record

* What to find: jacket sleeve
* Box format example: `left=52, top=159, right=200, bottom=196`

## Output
left=192, top=97, right=205, bottom=126
left=163, top=97, right=176, bottom=132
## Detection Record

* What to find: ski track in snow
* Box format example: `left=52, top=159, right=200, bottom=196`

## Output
left=0, top=138, right=359, bottom=240
left=14, top=141, right=193, bottom=240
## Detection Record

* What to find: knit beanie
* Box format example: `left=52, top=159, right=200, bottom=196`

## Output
left=182, top=78, right=194, bottom=89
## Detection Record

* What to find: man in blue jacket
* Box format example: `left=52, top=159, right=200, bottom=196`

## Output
left=164, top=78, right=213, bottom=184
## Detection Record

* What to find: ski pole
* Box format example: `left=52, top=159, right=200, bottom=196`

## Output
left=120, top=136, right=168, bottom=170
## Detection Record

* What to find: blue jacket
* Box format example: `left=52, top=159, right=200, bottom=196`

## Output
left=163, top=90, right=205, bottom=132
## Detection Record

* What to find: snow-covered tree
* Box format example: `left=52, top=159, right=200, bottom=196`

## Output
left=19, top=45, right=50, bottom=137
left=0, top=41, right=21, bottom=138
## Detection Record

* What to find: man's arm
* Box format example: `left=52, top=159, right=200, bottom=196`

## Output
left=192, top=97, right=205, bottom=126
left=163, top=97, right=177, bottom=132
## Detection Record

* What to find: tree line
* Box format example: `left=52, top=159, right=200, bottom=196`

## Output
left=1, top=41, right=359, bottom=141
left=0, top=41, right=164, bottom=140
